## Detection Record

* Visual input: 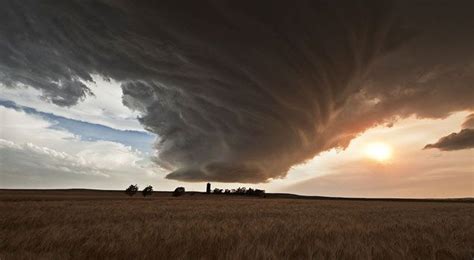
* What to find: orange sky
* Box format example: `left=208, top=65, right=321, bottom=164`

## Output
left=275, top=112, right=474, bottom=198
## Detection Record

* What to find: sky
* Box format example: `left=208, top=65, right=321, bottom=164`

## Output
left=0, top=0, right=473, bottom=198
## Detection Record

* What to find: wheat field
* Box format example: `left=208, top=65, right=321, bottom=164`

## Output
left=0, top=190, right=473, bottom=259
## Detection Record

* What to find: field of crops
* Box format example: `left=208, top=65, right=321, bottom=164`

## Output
left=0, top=190, right=472, bottom=259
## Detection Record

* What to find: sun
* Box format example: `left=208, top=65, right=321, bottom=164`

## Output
left=365, top=142, right=392, bottom=162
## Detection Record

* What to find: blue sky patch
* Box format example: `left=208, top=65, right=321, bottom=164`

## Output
left=0, top=100, right=156, bottom=154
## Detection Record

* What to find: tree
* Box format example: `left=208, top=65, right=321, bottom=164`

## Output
left=255, top=189, right=266, bottom=197
left=173, top=187, right=185, bottom=197
left=246, top=188, right=255, bottom=195
left=125, top=184, right=138, bottom=196
left=236, top=187, right=246, bottom=194
left=142, top=185, right=153, bottom=197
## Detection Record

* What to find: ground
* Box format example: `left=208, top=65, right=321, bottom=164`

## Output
left=0, top=190, right=473, bottom=259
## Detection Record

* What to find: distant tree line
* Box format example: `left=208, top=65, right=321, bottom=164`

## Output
left=212, top=187, right=265, bottom=197
left=125, top=184, right=153, bottom=197
left=125, top=184, right=265, bottom=198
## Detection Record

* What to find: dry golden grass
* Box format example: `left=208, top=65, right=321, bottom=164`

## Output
left=0, top=190, right=473, bottom=259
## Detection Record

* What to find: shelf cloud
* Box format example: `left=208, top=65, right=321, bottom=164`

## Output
left=0, top=0, right=473, bottom=182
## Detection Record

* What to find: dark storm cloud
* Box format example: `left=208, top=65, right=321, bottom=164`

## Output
left=0, top=0, right=473, bottom=182
left=424, top=114, right=474, bottom=151
left=424, top=129, right=474, bottom=151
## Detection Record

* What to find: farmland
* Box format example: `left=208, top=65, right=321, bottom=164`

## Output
left=0, top=190, right=473, bottom=259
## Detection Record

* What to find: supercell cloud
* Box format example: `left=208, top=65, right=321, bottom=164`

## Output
left=0, top=1, right=473, bottom=182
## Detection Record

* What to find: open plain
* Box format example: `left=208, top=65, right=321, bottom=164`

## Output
left=0, top=190, right=473, bottom=259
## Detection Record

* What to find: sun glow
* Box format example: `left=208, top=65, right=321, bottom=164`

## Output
left=365, top=142, right=392, bottom=162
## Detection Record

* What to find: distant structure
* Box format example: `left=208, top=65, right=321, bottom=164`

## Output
left=206, top=183, right=211, bottom=194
